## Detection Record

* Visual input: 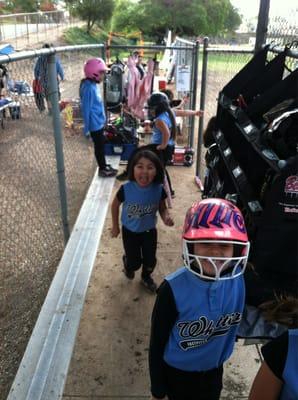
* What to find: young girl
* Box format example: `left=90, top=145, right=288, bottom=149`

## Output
left=249, top=297, right=298, bottom=400
left=146, top=92, right=177, bottom=196
left=147, top=91, right=203, bottom=196
left=149, top=198, right=250, bottom=399
left=80, top=57, right=117, bottom=178
left=249, top=329, right=298, bottom=400
left=111, top=149, right=174, bottom=293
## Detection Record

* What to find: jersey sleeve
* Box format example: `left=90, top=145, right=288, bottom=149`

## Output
left=149, top=280, right=178, bottom=398
left=261, top=331, right=288, bottom=381
left=116, top=185, right=125, bottom=203
left=81, top=83, right=92, bottom=135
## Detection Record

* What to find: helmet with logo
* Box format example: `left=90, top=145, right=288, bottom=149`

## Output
left=182, top=198, right=250, bottom=280
left=84, top=58, right=108, bottom=81
left=147, top=91, right=170, bottom=117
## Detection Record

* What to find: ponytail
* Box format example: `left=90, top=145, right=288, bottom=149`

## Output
left=166, top=106, right=177, bottom=141
left=259, top=295, right=298, bottom=328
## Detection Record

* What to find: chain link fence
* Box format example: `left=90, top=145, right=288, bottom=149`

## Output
left=0, top=11, right=78, bottom=49
left=174, top=36, right=198, bottom=145
left=0, top=46, right=100, bottom=399
left=267, top=2, right=298, bottom=49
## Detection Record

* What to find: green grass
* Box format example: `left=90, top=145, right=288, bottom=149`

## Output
left=63, top=26, right=108, bottom=45
left=63, top=26, right=143, bottom=60
left=206, top=53, right=252, bottom=72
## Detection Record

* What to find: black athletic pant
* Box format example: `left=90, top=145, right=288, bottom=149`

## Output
left=155, top=144, right=175, bottom=194
left=122, top=226, right=157, bottom=278
left=165, top=363, right=223, bottom=400
left=90, top=129, right=107, bottom=170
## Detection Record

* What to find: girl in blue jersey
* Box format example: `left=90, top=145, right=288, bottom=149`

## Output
left=146, top=92, right=177, bottom=197
left=249, top=329, right=298, bottom=400
left=249, top=297, right=298, bottom=400
left=80, top=58, right=117, bottom=178
left=111, top=149, right=174, bottom=293
left=149, top=198, right=250, bottom=400
left=146, top=91, right=203, bottom=197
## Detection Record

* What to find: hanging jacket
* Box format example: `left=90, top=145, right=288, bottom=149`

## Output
left=34, top=56, right=64, bottom=90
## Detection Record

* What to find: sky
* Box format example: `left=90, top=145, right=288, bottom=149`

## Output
left=230, top=0, right=298, bottom=18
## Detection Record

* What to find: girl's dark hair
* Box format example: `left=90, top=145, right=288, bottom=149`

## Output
left=203, top=116, right=217, bottom=148
left=127, top=149, right=164, bottom=184
left=166, top=106, right=177, bottom=141
left=259, top=295, right=298, bottom=328
left=160, top=89, right=174, bottom=102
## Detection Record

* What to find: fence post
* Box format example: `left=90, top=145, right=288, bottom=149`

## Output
left=189, top=40, right=199, bottom=148
left=14, top=16, right=17, bottom=48
left=196, top=36, right=208, bottom=179
left=48, top=53, right=70, bottom=243
left=26, top=15, right=29, bottom=45
left=255, top=0, right=270, bottom=53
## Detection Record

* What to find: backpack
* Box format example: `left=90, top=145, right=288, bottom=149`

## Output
left=105, top=62, right=125, bottom=112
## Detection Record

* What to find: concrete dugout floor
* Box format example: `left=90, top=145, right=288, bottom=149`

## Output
left=63, top=163, right=261, bottom=400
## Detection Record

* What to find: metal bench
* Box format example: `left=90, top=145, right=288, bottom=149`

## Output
left=7, top=156, right=120, bottom=400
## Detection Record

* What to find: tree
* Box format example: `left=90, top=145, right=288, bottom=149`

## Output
left=65, top=0, right=115, bottom=33
left=112, top=0, right=241, bottom=42
left=111, top=0, right=140, bottom=34
left=5, top=0, right=39, bottom=12
left=40, top=1, right=56, bottom=12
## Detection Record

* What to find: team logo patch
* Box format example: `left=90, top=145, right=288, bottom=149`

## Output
left=284, top=175, right=298, bottom=195
left=177, top=313, right=242, bottom=350
left=185, top=203, right=246, bottom=234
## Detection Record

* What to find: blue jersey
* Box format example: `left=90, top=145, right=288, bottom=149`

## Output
left=80, top=79, right=106, bottom=135
left=151, top=111, right=175, bottom=146
left=164, top=267, right=245, bottom=371
left=119, top=181, right=164, bottom=233
left=281, top=329, right=298, bottom=400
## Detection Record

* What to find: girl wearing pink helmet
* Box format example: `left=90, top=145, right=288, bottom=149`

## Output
left=149, top=198, right=250, bottom=400
left=80, top=58, right=117, bottom=177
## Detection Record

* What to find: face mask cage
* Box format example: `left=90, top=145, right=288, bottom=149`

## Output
left=182, top=239, right=250, bottom=281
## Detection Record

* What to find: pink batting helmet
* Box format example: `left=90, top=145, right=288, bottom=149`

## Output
left=84, top=58, right=108, bottom=80
left=183, top=198, right=248, bottom=242
left=182, top=198, right=250, bottom=280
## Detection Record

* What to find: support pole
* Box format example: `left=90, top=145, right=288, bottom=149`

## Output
left=196, top=37, right=208, bottom=182
left=255, top=0, right=270, bottom=53
left=48, top=53, right=70, bottom=243
left=189, top=40, right=199, bottom=148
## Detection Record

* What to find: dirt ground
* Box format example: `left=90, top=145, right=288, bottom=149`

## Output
left=62, top=161, right=261, bottom=399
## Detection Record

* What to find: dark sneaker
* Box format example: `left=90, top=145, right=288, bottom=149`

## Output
left=116, top=171, right=128, bottom=181
left=106, top=164, right=118, bottom=173
left=141, top=276, right=157, bottom=293
left=122, top=255, right=135, bottom=279
left=123, top=268, right=135, bottom=280
left=98, top=167, right=117, bottom=177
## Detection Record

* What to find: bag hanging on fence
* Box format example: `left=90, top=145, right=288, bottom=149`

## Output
left=32, top=79, right=43, bottom=94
